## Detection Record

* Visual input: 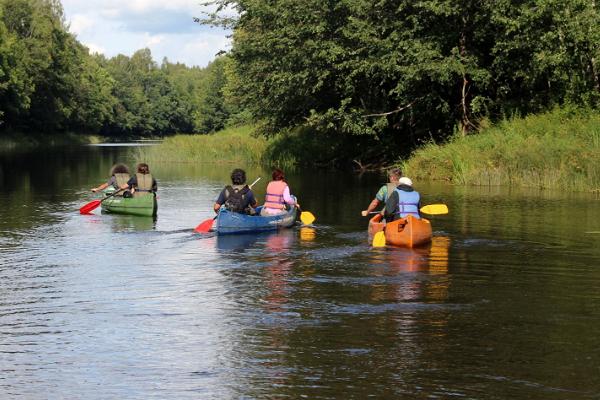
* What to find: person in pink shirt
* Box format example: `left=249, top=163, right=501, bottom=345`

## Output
left=261, top=168, right=299, bottom=215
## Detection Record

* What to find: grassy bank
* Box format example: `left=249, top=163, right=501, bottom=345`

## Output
left=133, top=125, right=268, bottom=165
left=402, top=108, right=600, bottom=192
left=135, top=124, right=383, bottom=170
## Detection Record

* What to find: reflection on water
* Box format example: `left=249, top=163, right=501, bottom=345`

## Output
left=1, top=145, right=600, bottom=399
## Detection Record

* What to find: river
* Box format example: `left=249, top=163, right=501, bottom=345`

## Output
left=1, top=144, right=599, bottom=399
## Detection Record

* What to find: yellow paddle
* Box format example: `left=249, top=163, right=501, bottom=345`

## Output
left=420, top=204, right=448, bottom=215
left=372, top=231, right=386, bottom=247
left=299, top=210, right=316, bottom=225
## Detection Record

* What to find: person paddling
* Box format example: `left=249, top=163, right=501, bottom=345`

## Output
left=91, top=163, right=131, bottom=195
left=261, top=168, right=299, bottom=216
left=214, top=168, right=258, bottom=214
left=383, top=177, right=422, bottom=222
left=127, top=163, right=157, bottom=197
left=361, top=167, right=402, bottom=216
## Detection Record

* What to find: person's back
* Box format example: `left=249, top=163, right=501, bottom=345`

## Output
left=91, top=164, right=130, bottom=196
left=128, top=163, right=157, bottom=198
left=223, top=184, right=251, bottom=213
left=214, top=168, right=257, bottom=214
left=384, top=177, right=421, bottom=221
left=261, top=168, right=297, bottom=216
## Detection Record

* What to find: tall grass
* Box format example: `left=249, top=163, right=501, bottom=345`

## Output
left=133, top=125, right=268, bottom=165
left=402, top=108, right=600, bottom=192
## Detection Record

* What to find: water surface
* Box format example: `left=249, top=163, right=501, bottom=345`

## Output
left=1, top=145, right=599, bottom=399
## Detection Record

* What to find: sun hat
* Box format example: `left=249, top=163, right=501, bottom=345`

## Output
left=398, top=177, right=413, bottom=186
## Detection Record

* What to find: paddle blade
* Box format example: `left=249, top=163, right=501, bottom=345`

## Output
left=300, top=211, right=316, bottom=225
left=372, top=231, right=386, bottom=247
left=420, top=204, right=448, bottom=215
left=79, top=200, right=101, bottom=214
left=194, top=218, right=215, bottom=233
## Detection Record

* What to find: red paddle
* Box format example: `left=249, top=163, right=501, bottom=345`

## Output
left=79, top=188, right=124, bottom=214
left=194, top=177, right=261, bottom=233
left=194, top=216, right=217, bottom=233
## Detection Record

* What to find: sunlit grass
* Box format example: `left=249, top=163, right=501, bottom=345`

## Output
left=402, top=108, right=600, bottom=192
left=133, top=125, right=268, bottom=165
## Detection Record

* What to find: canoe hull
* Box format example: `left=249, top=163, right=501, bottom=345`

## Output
left=215, top=206, right=297, bottom=235
left=368, top=214, right=432, bottom=248
left=101, top=194, right=157, bottom=217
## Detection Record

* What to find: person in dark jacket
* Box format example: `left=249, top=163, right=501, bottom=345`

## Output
left=214, top=168, right=258, bottom=214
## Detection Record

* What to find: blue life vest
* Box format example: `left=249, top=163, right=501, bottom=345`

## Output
left=395, top=188, right=421, bottom=219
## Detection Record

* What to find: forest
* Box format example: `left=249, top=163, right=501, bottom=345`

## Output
left=202, top=0, right=599, bottom=163
left=0, top=0, right=236, bottom=137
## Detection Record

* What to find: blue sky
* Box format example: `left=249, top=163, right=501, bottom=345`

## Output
left=62, top=0, right=232, bottom=67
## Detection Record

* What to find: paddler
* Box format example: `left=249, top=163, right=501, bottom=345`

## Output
left=127, top=163, right=157, bottom=198
left=361, top=167, right=402, bottom=216
left=91, top=163, right=131, bottom=196
left=214, top=168, right=258, bottom=214
left=261, top=168, right=299, bottom=216
left=383, top=177, right=422, bottom=221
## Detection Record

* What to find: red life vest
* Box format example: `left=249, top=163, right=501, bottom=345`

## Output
left=264, top=181, right=288, bottom=209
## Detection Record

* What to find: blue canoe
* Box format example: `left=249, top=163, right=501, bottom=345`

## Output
left=214, top=206, right=297, bottom=235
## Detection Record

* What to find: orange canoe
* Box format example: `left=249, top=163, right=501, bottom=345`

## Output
left=368, top=214, right=432, bottom=248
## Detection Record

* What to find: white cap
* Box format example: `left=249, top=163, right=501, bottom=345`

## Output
left=398, top=177, right=413, bottom=186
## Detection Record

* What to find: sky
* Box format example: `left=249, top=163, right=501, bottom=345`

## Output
left=61, top=0, right=232, bottom=67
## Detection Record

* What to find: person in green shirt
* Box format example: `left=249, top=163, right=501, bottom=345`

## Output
left=361, top=167, right=402, bottom=217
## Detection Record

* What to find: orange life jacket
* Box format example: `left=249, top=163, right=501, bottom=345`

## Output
left=264, top=181, right=288, bottom=209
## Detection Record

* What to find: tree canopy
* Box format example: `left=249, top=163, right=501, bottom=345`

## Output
left=0, top=0, right=233, bottom=137
left=204, top=0, right=599, bottom=152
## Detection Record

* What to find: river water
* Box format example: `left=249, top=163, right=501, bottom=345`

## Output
left=1, top=144, right=599, bottom=399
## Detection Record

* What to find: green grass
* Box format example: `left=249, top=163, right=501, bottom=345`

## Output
left=133, top=125, right=268, bottom=165
left=401, top=107, right=600, bottom=192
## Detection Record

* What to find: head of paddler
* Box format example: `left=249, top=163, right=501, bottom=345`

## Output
left=397, top=176, right=414, bottom=191
left=387, top=167, right=402, bottom=183
left=110, top=163, right=130, bottom=176
left=231, top=168, right=247, bottom=185
left=137, top=163, right=150, bottom=174
left=272, top=168, right=286, bottom=182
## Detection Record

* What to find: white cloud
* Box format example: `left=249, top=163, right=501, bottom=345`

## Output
left=85, top=43, right=107, bottom=55
left=69, top=14, right=95, bottom=35
left=62, top=0, right=232, bottom=67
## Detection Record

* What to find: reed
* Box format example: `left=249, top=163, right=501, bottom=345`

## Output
left=133, top=125, right=268, bottom=165
left=402, top=108, right=600, bottom=192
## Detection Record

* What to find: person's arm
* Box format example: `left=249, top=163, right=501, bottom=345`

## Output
left=152, top=178, right=157, bottom=192
left=124, top=177, right=135, bottom=191
left=361, top=199, right=381, bottom=216
left=248, top=191, right=258, bottom=208
left=282, top=186, right=296, bottom=205
left=91, top=182, right=109, bottom=192
left=214, top=189, right=226, bottom=213
left=384, top=191, right=399, bottom=220
left=361, top=185, right=386, bottom=216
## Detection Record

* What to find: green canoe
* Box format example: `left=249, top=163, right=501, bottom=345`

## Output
left=101, top=190, right=157, bottom=217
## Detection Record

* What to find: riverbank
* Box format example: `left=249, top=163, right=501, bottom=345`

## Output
left=134, top=125, right=383, bottom=169
left=132, top=125, right=268, bottom=165
left=0, top=132, right=103, bottom=152
left=402, top=108, right=600, bottom=192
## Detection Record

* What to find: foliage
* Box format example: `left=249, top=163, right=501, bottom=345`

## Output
left=203, top=0, right=600, bottom=161
left=0, top=0, right=236, bottom=137
left=402, top=108, right=600, bottom=192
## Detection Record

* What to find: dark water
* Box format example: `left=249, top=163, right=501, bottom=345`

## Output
left=1, top=145, right=600, bottom=399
